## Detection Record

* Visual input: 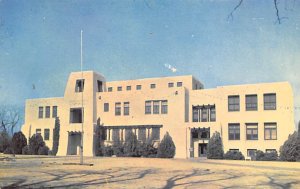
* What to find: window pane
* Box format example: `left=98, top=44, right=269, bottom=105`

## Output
left=44, top=129, right=50, bottom=140
left=161, top=100, right=168, bottom=114
left=124, top=102, right=130, bottom=115
left=228, top=96, right=240, bottom=111
left=115, top=103, right=121, bottom=116
left=145, top=101, right=151, bottom=114
left=192, top=108, right=199, bottom=122
left=38, top=107, right=43, bottom=119
left=104, top=103, right=109, bottom=112
left=52, top=106, right=57, bottom=118
left=75, top=79, right=84, bottom=92
left=45, top=106, right=50, bottom=118
left=153, top=101, right=160, bottom=114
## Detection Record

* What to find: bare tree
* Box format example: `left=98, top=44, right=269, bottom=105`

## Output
left=0, top=106, right=21, bottom=136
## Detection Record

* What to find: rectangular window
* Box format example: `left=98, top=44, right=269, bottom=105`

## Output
left=138, top=128, right=146, bottom=142
left=44, top=129, right=50, bottom=140
left=247, top=149, right=257, bottom=157
left=264, top=123, right=277, bottom=140
left=266, top=149, right=277, bottom=153
left=210, top=107, right=216, bottom=122
left=151, top=128, right=160, bottom=140
left=36, top=129, right=41, bottom=135
left=136, top=85, right=142, bottom=90
left=52, top=106, right=57, bottom=118
left=108, top=87, right=113, bottom=92
left=45, top=106, right=50, bottom=118
left=161, top=100, right=168, bottom=114
left=168, top=82, right=174, bottom=88
left=246, top=123, right=258, bottom=140
left=38, top=107, right=43, bottom=119
left=228, top=95, right=240, bottom=111
left=124, top=102, right=130, bottom=116
left=97, top=80, right=103, bottom=92
left=246, top=94, right=257, bottom=111
left=115, top=102, right=121, bottom=116
left=117, top=86, right=122, bottom=91
left=228, top=123, right=240, bottom=140
left=150, top=84, right=156, bottom=89
left=177, top=82, right=183, bottom=87
left=153, top=101, right=160, bottom=114
left=229, top=149, right=239, bottom=152
left=264, top=93, right=276, bottom=110
left=145, top=101, right=152, bottom=114
left=104, top=103, right=109, bottom=112
left=192, top=108, right=199, bottom=122
left=201, top=108, right=208, bottom=122
left=70, top=108, right=83, bottom=123
left=126, top=86, right=131, bottom=91
left=75, top=79, right=84, bottom=92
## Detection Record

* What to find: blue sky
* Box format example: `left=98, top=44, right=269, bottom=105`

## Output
left=0, top=0, right=300, bottom=127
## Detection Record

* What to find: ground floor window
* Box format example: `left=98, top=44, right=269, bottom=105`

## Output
left=228, top=123, right=240, bottom=140
left=264, top=123, right=277, bottom=140
left=229, top=149, right=239, bottom=152
left=266, top=149, right=277, bottom=153
left=44, top=129, right=50, bottom=140
left=247, top=149, right=257, bottom=157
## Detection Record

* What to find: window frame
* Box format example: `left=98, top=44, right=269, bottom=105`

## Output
left=44, top=129, right=50, bottom=140
left=45, top=106, right=50, bottom=118
left=153, top=100, right=160, bottom=114
left=52, top=106, right=57, bottom=118
left=264, top=122, right=277, bottom=140
left=38, top=107, right=43, bottom=119
left=201, top=108, right=208, bottom=122
left=69, top=108, right=83, bottom=123
left=210, top=107, right=216, bottom=122
left=145, top=101, right=152, bottom=114
left=228, top=95, right=240, bottom=112
left=168, top=82, right=174, bottom=88
left=246, top=94, right=258, bottom=111
left=264, top=93, right=276, bottom=110
left=150, top=84, right=156, bottom=89
left=126, top=86, right=131, bottom=91
left=104, top=103, right=109, bottom=112
left=117, top=86, right=122, bottom=91
left=115, top=102, right=121, bottom=116
left=108, top=87, right=113, bottom=92
left=124, top=102, right=130, bottom=116
left=177, top=82, right=183, bottom=87
left=246, top=123, right=258, bottom=140
left=75, top=79, right=85, bottom=92
left=161, top=100, right=168, bottom=114
left=136, top=85, right=142, bottom=90
left=228, top=123, right=240, bottom=140
left=192, top=108, right=199, bottom=122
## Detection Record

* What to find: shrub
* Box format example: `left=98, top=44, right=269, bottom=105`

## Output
left=52, top=117, right=60, bottom=156
left=224, top=150, right=245, bottom=160
left=157, top=132, right=176, bottom=158
left=138, top=142, right=158, bottom=158
left=102, top=145, right=113, bottom=157
left=256, top=150, right=278, bottom=161
left=11, top=131, right=27, bottom=154
left=207, top=131, right=224, bottom=159
left=3, top=147, right=13, bottom=154
left=22, top=145, right=31, bottom=155
left=112, top=142, right=125, bottom=157
left=255, top=150, right=265, bottom=161
left=123, top=131, right=139, bottom=157
left=0, top=131, right=11, bottom=153
left=280, top=132, right=300, bottom=162
left=29, top=134, right=45, bottom=155
left=38, top=146, right=49, bottom=155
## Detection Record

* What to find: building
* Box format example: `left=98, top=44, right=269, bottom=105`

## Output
left=21, top=71, right=295, bottom=158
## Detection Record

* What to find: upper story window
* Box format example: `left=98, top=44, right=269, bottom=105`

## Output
left=117, top=86, right=122, bottom=91
left=246, top=94, right=257, bottom=111
left=115, top=102, right=121, bottom=116
left=192, top=105, right=216, bottom=122
left=38, top=107, right=43, bottom=119
left=104, top=103, right=109, bottom=112
left=108, top=87, right=113, bottom=92
left=45, top=106, right=50, bottom=118
left=52, top=106, right=57, bottom=118
left=145, top=101, right=152, bottom=114
left=201, top=108, right=208, bottom=122
left=161, top=100, right=168, bottom=114
left=75, top=79, right=85, bottom=92
left=177, top=82, right=183, bottom=87
left=264, top=93, right=276, bottom=110
left=124, top=102, right=130, bottom=116
left=210, top=107, right=216, bottom=122
left=136, top=85, right=142, bottom=90
left=246, top=123, right=258, bottom=140
left=126, top=86, right=131, bottom=91
left=228, top=123, right=240, bottom=140
left=192, top=108, right=199, bottom=122
left=264, top=123, right=277, bottom=140
left=168, top=82, right=174, bottom=88
left=97, top=80, right=103, bottom=92
left=228, top=95, right=240, bottom=112
left=153, top=101, right=160, bottom=114
left=44, top=129, right=50, bottom=140
left=150, top=84, right=156, bottom=89
left=70, top=108, right=83, bottom=123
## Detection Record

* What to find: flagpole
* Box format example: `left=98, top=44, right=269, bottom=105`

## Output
left=80, top=30, right=84, bottom=165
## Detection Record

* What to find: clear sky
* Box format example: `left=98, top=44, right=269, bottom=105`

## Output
left=0, top=0, right=300, bottom=127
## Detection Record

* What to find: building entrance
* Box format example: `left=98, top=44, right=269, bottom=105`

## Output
left=198, top=143, right=207, bottom=157
left=67, top=132, right=81, bottom=155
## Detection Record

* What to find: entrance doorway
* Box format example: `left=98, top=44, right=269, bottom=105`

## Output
left=198, top=143, right=207, bottom=157
left=67, top=132, right=81, bottom=155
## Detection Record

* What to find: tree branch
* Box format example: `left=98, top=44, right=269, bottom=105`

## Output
left=227, top=0, right=243, bottom=21
left=274, top=0, right=288, bottom=24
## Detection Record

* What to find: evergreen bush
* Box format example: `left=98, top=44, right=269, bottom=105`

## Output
left=224, top=150, right=245, bottom=160
left=123, top=131, right=139, bottom=157
left=279, top=131, right=300, bottom=162
left=22, top=145, right=31, bottom=155
left=157, top=132, right=176, bottom=158
left=38, top=146, right=49, bottom=155
left=52, top=117, right=60, bottom=156
left=207, top=131, right=224, bottom=159
left=0, top=131, right=11, bottom=153
left=11, top=131, right=27, bottom=154
left=29, top=134, right=46, bottom=155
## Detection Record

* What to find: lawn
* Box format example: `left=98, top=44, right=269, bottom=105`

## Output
left=1, top=154, right=300, bottom=188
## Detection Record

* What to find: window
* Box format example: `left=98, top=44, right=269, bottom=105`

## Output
left=210, top=107, right=216, bottom=122
left=264, top=93, right=276, bottom=110
left=124, top=102, right=130, bottom=116
left=192, top=108, right=199, bottom=122
left=52, top=106, right=57, bottom=118
left=108, top=87, right=113, bottom=92
left=228, top=123, right=240, bottom=140
left=153, top=101, right=160, bottom=114
left=117, top=86, right=122, bottom=91
left=246, top=94, right=257, bottom=111
left=150, top=84, right=156, bottom=89
left=115, top=103, right=121, bottom=116
left=97, top=80, right=103, bottom=92
left=45, top=106, right=50, bottom=118
left=201, top=108, right=208, bottom=122
left=266, top=149, right=277, bottom=153
left=228, top=95, right=240, bottom=111
left=104, top=103, right=109, bottom=112
left=168, top=82, right=174, bottom=88
left=229, top=149, right=239, bottom=152
left=70, top=108, right=83, bottom=123
left=151, top=128, right=160, bottom=140
left=75, top=79, right=84, bottom=92
left=145, top=101, right=151, bottom=114
left=136, top=85, right=142, bottom=90
left=247, top=149, right=257, bottom=157
left=264, top=123, right=277, bottom=140
left=44, top=129, right=50, bottom=140
left=38, top=107, right=43, bottom=119
left=36, top=129, right=41, bottom=135
left=161, top=100, right=168, bottom=114
left=177, top=82, right=183, bottom=87
left=138, top=128, right=146, bottom=142
left=126, top=86, right=131, bottom=91
left=246, top=123, right=258, bottom=140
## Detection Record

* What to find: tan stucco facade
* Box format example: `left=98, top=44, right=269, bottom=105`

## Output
left=21, top=71, right=295, bottom=158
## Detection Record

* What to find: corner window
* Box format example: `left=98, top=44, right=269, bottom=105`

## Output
left=126, top=86, right=131, bottom=91
left=161, top=100, right=168, bottom=114
left=168, top=82, right=174, bottom=88
left=228, top=95, right=240, bottom=112
left=75, top=79, right=85, bottom=92
left=246, top=94, right=257, bottom=111
left=228, top=123, right=240, bottom=140
left=38, top=107, right=43, bottom=119
left=97, top=80, right=103, bottom=92
left=52, top=106, right=57, bottom=118
left=264, top=123, right=277, bottom=140
left=104, top=103, right=109, bottom=112
left=124, top=102, right=130, bottom=116
left=145, top=101, right=152, bottom=114
left=246, top=123, right=258, bottom=140
left=264, top=93, right=276, bottom=110
left=70, top=108, right=83, bottom=123
left=153, top=101, right=160, bottom=114
left=136, top=85, right=142, bottom=90
left=150, top=84, right=156, bottom=89
left=177, top=82, right=183, bottom=87
left=45, top=106, right=50, bottom=118
left=108, top=87, right=113, bottom=92
left=117, top=86, right=122, bottom=91
left=44, top=129, right=50, bottom=140
left=115, top=102, right=121, bottom=116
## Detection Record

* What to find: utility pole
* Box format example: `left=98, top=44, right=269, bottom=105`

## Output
left=80, top=30, right=84, bottom=165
